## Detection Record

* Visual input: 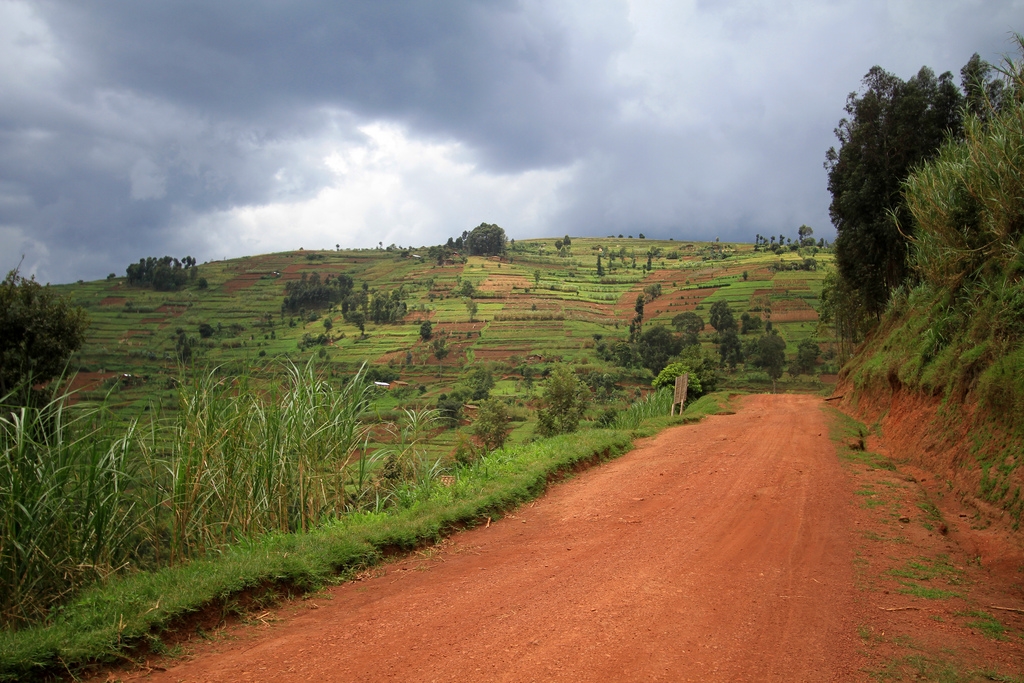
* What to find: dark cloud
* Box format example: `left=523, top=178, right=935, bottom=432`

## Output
left=43, top=0, right=626, bottom=169
left=1, top=0, right=1020, bottom=282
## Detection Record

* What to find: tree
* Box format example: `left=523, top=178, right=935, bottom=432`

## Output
left=960, top=52, right=1005, bottom=123
left=466, top=223, right=507, bottom=256
left=718, top=329, right=743, bottom=369
left=672, top=312, right=705, bottom=345
left=792, top=339, right=821, bottom=375
left=652, top=362, right=703, bottom=399
left=1, top=269, right=89, bottom=403
left=797, top=225, right=815, bottom=246
left=635, top=325, right=683, bottom=375
left=457, top=366, right=494, bottom=401
left=826, top=64, right=964, bottom=316
left=708, top=301, right=736, bottom=333
left=464, top=298, right=478, bottom=322
left=419, top=320, right=433, bottom=341
left=630, top=294, right=645, bottom=340
left=174, top=329, right=197, bottom=362
left=345, top=310, right=366, bottom=336
left=819, top=269, right=871, bottom=364
left=563, top=234, right=572, bottom=247
left=748, top=332, right=787, bottom=382
left=740, top=312, right=763, bottom=335
left=431, top=335, right=450, bottom=376
left=368, top=289, right=407, bottom=323
left=472, top=398, right=512, bottom=451
left=125, top=255, right=198, bottom=291
left=536, top=364, right=590, bottom=437
left=596, top=254, right=604, bottom=277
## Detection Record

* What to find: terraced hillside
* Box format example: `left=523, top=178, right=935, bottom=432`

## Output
left=57, top=236, right=834, bottom=451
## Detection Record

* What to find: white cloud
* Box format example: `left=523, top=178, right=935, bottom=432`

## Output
left=182, top=121, right=575, bottom=259
left=0, top=224, right=51, bottom=280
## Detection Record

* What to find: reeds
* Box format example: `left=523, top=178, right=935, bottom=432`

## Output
left=0, top=358, right=440, bottom=628
left=1, top=392, right=143, bottom=626
left=612, top=389, right=673, bottom=430
left=154, top=360, right=375, bottom=564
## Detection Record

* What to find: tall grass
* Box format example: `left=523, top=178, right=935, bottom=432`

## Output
left=0, top=393, right=143, bottom=626
left=155, top=360, right=375, bottom=565
left=612, top=388, right=673, bottom=430
left=0, top=359, right=430, bottom=629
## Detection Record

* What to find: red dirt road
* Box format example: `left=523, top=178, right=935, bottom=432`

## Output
left=144, top=394, right=869, bottom=681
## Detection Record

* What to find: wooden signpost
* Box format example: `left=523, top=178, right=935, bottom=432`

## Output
left=670, top=373, right=688, bottom=415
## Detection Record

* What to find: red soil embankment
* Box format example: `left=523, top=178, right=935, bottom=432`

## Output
left=834, top=378, right=1024, bottom=577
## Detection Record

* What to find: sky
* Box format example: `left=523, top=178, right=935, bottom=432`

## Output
left=1, top=1, right=1021, bottom=284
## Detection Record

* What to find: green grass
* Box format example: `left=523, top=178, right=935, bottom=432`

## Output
left=868, top=654, right=1024, bottom=682
left=896, top=582, right=960, bottom=600
left=957, top=611, right=1009, bottom=641
left=823, top=407, right=896, bottom=470
left=887, top=556, right=964, bottom=600
left=888, top=556, right=964, bottom=584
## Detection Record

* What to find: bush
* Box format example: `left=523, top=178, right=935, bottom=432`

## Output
left=652, top=362, right=703, bottom=398
left=536, top=364, right=590, bottom=437
left=472, top=398, right=512, bottom=451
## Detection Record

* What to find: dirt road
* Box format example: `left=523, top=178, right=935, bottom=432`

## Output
left=139, top=394, right=1024, bottom=682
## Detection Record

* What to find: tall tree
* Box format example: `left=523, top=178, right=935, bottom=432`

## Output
left=472, top=398, right=512, bottom=451
left=960, top=53, right=1005, bottom=123
left=635, top=325, right=683, bottom=375
left=708, top=301, right=736, bottom=333
left=748, top=332, right=787, bottom=383
left=431, top=335, right=450, bottom=376
left=825, top=64, right=964, bottom=316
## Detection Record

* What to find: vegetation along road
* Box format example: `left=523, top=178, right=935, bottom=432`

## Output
left=129, top=395, right=1024, bottom=682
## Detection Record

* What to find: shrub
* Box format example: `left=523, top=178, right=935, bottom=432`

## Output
left=536, top=364, right=590, bottom=437
left=472, top=398, right=512, bottom=451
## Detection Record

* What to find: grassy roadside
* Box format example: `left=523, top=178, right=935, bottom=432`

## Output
left=0, top=394, right=730, bottom=681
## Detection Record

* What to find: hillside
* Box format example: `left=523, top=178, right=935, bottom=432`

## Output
left=57, top=236, right=833, bottom=453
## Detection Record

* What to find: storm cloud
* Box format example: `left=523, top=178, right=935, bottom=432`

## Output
left=1, top=0, right=1020, bottom=282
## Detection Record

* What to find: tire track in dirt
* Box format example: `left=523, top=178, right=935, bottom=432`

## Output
left=139, top=394, right=862, bottom=682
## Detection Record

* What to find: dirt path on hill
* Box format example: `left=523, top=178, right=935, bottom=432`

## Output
left=132, top=394, right=1024, bottom=682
